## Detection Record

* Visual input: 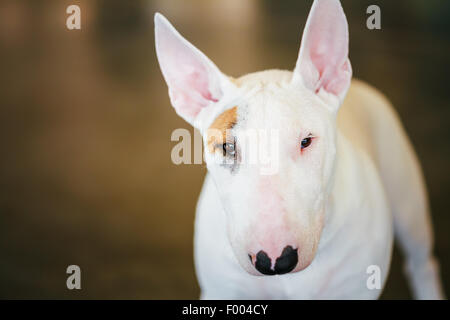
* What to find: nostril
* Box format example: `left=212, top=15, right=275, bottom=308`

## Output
left=274, top=246, right=298, bottom=274
left=254, top=251, right=276, bottom=275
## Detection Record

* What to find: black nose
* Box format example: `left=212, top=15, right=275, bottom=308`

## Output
left=254, top=246, right=298, bottom=275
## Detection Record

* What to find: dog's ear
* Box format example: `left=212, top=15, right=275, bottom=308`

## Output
left=292, top=0, right=352, bottom=105
left=155, top=13, right=235, bottom=128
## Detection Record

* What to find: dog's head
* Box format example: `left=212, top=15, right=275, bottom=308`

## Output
left=155, top=0, right=352, bottom=276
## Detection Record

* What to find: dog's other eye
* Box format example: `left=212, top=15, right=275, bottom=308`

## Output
left=301, top=136, right=313, bottom=150
left=223, top=142, right=236, bottom=157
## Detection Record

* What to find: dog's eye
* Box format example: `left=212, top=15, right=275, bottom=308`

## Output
left=301, top=137, right=312, bottom=150
left=223, top=142, right=236, bottom=157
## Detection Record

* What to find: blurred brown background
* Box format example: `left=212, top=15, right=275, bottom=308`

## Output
left=0, top=0, right=449, bottom=299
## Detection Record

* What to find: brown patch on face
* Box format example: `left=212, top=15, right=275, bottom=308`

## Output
left=206, top=106, right=237, bottom=153
left=228, top=76, right=241, bottom=87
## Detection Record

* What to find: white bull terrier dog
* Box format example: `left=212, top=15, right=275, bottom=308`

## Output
left=154, top=0, right=444, bottom=299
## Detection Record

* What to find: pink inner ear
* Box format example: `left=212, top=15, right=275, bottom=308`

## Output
left=169, top=66, right=219, bottom=119
left=155, top=15, right=223, bottom=121
left=295, top=0, right=352, bottom=99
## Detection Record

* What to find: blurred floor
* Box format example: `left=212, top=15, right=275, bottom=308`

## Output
left=0, top=0, right=449, bottom=299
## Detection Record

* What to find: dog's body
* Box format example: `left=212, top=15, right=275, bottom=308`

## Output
left=155, top=0, right=444, bottom=299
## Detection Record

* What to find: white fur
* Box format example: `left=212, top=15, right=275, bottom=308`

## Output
left=155, top=0, right=444, bottom=299
left=195, top=75, right=443, bottom=299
